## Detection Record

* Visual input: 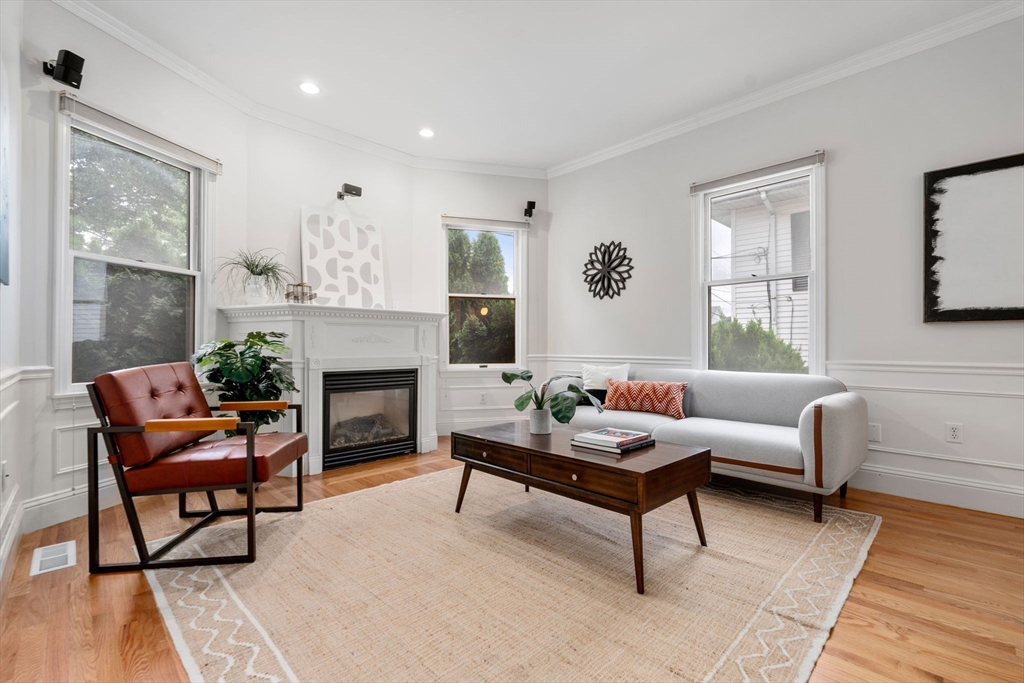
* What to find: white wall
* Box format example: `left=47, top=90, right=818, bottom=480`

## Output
left=0, top=0, right=548, bottom=554
left=543, top=18, right=1024, bottom=516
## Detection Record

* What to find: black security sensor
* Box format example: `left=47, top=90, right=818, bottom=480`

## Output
left=43, top=50, right=85, bottom=89
left=337, top=183, right=362, bottom=200
left=524, top=201, right=536, bottom=219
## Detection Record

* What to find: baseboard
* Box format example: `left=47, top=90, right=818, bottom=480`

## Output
left=20, top=479, right=121, bottom=535
left=0, top=498, right=25, bottom=600
left=851, top=463, right=1024, bottom=518
left=437, top=415, right=528, bottom=435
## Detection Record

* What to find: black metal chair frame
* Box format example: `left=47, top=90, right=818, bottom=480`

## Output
left=86, top=384, right=304, bottom=574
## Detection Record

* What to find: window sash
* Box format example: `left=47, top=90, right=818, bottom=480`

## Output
left=692, top=161, right=825, bottom=375
left=443, top=222, right=524, bottom=369
left=57, top=115, right=204, bottom=393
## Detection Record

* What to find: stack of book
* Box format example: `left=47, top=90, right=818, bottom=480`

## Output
left=570, top=428, right=655, bottom=454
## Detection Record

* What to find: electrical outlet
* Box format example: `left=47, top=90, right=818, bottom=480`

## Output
left=479, top=392, right=487, bottom=405
left=868, top=423, right=882, bottom=443
left=946, top=422, right=963, bottom=444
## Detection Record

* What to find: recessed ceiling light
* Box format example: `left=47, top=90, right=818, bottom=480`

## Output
left=419, top=128, right=434, bottom=138
left=300, top=82, right=320, bottom=95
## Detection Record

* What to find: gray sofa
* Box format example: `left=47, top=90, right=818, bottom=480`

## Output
left=550, top=368, right=868, bottom=522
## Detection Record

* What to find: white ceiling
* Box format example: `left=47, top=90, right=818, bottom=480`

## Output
left=88, top=0, right=1002, bottom=172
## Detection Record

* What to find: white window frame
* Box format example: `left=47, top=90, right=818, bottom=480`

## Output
left=440, top=218, right=528, bottom=373
left=691, top=157, right=826, bottom=375
left=53, top=105, right=217, bottom=396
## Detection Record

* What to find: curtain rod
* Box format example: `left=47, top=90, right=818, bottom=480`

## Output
left=441, top=213, right=531, bottom=227
left=59, top=92, right=223, bottom=175
left=690, top=151, right=824, bottom=196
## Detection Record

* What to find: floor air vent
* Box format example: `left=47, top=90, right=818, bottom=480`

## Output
left=29, top=540, right=77, bottom=576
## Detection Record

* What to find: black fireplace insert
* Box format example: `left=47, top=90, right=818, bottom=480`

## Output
left=322, top=369, right=418, bottom=470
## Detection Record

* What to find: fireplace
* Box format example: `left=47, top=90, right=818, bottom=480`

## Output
left=322, top=369, right=418, bottom=470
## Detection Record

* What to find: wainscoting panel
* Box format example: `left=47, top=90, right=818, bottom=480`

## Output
left=829, top=360, right=1023, bottom=517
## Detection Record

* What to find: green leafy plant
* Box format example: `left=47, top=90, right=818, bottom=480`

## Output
left=500, top=370, right=604, bottom=424
left=191, top=331, right=298, bottom=432
left=217, top=249, right=294, bottom=297
left=709, top=317, right=808, bottom=374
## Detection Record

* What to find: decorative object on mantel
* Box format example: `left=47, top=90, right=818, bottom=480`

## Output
left=924, top=153, right=1024, bottom=322
left=301, top=195, right=386, bottom=309
left=501, top=370, right=603, bottom=434
left=285, top=282, right=317, bottom=303
left=191, top=331, right=298, bottom=433
left=583, top=241, right=634, bottom=300
left=218, top=249, right=293, bottom=305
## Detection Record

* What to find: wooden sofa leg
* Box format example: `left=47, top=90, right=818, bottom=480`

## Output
left=813, top=494, right=823, bottom=523
left=839, top=482, right=848, bottom=499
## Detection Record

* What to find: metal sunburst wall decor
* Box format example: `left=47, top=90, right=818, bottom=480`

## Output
left=583, top=241, right=634, bottom=300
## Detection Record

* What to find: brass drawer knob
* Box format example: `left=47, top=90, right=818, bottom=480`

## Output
left=571, top=473, right=578, bottom=481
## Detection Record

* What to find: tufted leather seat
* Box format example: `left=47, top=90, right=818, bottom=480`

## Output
left=124, top=432, right=308, bottom=492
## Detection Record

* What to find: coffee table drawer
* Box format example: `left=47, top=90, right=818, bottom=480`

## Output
left=531, top=455, right=638, bottom=503
left=453, top=437, right=528, bottom=474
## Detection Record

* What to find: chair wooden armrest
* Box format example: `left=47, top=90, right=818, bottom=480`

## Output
left=145, top=417, right=239, bottom=432
left=217, top=401, right=289, bottom=411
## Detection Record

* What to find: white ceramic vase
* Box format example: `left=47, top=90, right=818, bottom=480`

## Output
left=529, top=408, right=553, bottom=435
left=244, top=279, right=268, bottom=305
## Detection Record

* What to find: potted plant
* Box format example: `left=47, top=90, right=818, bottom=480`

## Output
left=501, top=370, right=603, bottom=435
left=218, top=249, right=294, bottom=305
left=192, top=331, right=298, bottom=433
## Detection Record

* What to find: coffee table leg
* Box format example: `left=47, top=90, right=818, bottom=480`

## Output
left=455, top=464, right=473, bottom=513
left=687, top=490, right=708, bottom=546
left=525, top=484, right=530, bottom=492
left=629, top=511, right=644, bottom=594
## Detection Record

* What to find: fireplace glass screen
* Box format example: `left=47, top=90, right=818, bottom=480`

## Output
left=329, top=389, right=410, bottom=450
left=322, top=370, right=417, bottom=469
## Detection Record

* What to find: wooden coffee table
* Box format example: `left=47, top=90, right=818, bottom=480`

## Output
left=451, top=422, right=711, bottom=594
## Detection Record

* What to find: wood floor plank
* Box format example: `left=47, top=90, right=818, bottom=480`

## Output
left=0, top=437, right=1021, bottom=683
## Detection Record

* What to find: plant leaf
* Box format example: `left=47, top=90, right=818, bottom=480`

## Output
left=501, top=369, right=534, bottom=384
left=565, top=384, right=605, bottom=413
left=513, top=387, right=536, bottom=412
left=548, top=392, right=578, bottom=424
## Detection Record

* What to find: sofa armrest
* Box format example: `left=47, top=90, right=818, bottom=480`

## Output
left=798, top=392, right=868, bottom=492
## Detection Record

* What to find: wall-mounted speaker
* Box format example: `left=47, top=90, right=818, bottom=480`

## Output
left=43, top=50, right=85, bottom=89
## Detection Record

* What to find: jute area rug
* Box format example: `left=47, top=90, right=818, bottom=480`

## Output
left=145, top=468, right=880, bottom=683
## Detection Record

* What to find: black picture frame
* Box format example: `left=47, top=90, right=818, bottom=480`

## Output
left=923, top=153, right=1024, bottom=323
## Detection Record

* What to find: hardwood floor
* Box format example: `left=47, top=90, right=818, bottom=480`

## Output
left=1, top=437, right=1021, bottom=682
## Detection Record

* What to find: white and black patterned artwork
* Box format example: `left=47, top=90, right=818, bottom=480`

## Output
left=300, top=202, right=386, bottom=309
left=924, top=153, right=1023, bottom=322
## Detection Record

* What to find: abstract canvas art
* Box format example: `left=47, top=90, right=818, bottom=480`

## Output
left=924, top=153, right=1024, bottom=322
left=300, top=201, right=386, bottom=308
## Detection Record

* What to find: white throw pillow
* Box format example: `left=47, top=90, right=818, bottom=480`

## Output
left=581, top=363, right=630, bottom=391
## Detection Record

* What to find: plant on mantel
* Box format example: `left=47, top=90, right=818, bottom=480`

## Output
left=217, top=249, right=294, bottom=305
left=191, top=331, right=297, bottom=433
left=501, top=370, right=603, bottom=433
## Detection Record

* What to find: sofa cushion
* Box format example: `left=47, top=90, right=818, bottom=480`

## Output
left=581, top=363, right=629, bottom=390
left=632, top=368, right=702, bottom=417
left=605, top=379, right=686, bottom=419
left=569, top=405, right=678, bottom=434
left=652, top=418, right=804, bottom=475
left=684, top=371, right=846, bottom=428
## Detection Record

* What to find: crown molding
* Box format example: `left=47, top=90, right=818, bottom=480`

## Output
left=547, top=1, right=1024, bottom=179
left=51, top=0, right=548, bottom=180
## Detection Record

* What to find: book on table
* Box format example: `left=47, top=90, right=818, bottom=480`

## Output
left=573, top=428, right=651, bottom=448
left=570, top=437, right=655, bottom=455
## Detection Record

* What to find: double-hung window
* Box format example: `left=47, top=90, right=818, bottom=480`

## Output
left=443, top=219, right=525, bottom=369
left=692, top=153, right=825, bottom=375
left=56, top=97, right=219, bottom=391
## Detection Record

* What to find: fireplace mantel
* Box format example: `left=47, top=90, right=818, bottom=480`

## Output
left=220, top=304, right=446, bottom=474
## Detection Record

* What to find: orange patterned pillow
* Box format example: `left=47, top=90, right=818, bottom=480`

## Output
left=605, top=380, right=687, bottom=419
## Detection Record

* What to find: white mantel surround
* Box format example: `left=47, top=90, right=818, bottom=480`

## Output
left=220, top=304, right=446, bottom=475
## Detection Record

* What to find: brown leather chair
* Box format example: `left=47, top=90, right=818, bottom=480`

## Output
left=86, top=361, right=306, bottom=573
